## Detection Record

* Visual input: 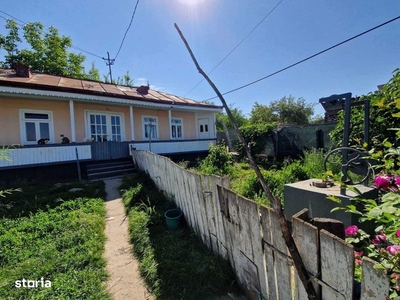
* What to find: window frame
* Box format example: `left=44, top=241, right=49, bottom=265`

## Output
left=19, top=109, right=54, bottom=145
left=85, top=110, right=125, bottom=142
left=142, top=116, right=159, bottom=140
left=171, top=117, right=184, bottom=140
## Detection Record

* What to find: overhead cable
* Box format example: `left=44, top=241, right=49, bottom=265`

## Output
left=185, top=0, right=283, bottom=97
left=114, top=0, right=140, bottom=60
left=202, top=15, right=400, bottom=102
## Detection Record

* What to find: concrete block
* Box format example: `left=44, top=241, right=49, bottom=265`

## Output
left=284, top=179, right=378, bottom=228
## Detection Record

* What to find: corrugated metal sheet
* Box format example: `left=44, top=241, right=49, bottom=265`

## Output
left=0, top=68, right=221, bottom=110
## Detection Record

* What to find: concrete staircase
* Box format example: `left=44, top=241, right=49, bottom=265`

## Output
left=86, top=158, right=136, bottom=180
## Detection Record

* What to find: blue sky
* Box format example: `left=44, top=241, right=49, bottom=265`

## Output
left=1, top=1, right=399, bottom=118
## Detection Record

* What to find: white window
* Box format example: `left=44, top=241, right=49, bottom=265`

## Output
left=20, top=109, right=54, bottom=144
left=171, top=118, right=183, bottom=139
left=86, top=111, right=124, bottom=142
left=142, top=116, right=158, bottom=140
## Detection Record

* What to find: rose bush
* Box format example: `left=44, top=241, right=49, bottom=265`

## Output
left=330, top=69, right=400, bottom=298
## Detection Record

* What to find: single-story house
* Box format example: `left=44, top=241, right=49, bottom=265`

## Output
left=0, top=66, right=222, bottom=178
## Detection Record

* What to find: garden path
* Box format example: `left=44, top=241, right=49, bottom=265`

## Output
left=103, top=178, right=153, bottom=300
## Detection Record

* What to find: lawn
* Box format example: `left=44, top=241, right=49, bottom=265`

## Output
left=0, top=180, right=110, bottom=299
left=120, top=173, right=243, bottom=300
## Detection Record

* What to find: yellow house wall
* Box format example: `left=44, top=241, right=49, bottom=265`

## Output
left=0, top=95, right=205, bottom=146
left=0, top=97, right=70, bottom=145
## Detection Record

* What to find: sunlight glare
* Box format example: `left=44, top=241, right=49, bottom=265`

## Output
left=177, top=0, right=206, bottom=6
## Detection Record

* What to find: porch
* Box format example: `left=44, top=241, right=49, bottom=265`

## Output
left=0, top=139, right=216, bottom=169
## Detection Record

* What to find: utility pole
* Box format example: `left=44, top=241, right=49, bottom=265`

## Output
left=102, top=52, right=115, bottom=83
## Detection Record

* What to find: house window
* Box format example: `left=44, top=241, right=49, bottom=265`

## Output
left=87, top=111, right=124, bottom=142
left=20, top=109, right=54, bottom=144
left=171, top=118, right=183, bottom=139
left=142, top=116, right=158, bottom=139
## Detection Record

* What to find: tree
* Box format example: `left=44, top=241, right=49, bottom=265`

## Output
left=216, top=104, right=248, bottom=131
left=0, top=19, right=86, bottom=78
left=249, top=96, right=314, bottom=125
left=330, top=68, right=400, bottom=152
left=87, top=62, right=101, bottom=82
left=270, top=96, right=314, bottom=125
left=249, top=102, right=278, bottom=125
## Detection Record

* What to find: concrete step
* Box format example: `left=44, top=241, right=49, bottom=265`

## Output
left=87, top=167, right=136, bottom=180
left=86, top=159, right=136, bottom=180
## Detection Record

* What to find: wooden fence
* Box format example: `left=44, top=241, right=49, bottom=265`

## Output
left=131, top=150, right=391, bottom=300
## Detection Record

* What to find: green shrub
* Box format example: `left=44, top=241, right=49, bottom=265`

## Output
left=198, top=142, right=233, bottom=176
left=235, top=123, right=275, bottom=159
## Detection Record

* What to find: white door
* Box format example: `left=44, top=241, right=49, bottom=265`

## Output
left=198, top=118, right=210, bottom=139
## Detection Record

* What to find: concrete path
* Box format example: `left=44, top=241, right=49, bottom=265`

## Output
left=103, top=178, right=153, bottom=300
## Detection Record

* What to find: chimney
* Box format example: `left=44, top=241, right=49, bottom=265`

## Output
left=137, top=85, right=150, bottom=95
left=15, top=64, right=32, bottom=78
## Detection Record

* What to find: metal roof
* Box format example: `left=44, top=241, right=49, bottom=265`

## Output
left=0, top=69, right=222, bottom=111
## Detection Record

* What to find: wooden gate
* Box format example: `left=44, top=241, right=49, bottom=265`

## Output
left=90, top=141, right=130, bottom=160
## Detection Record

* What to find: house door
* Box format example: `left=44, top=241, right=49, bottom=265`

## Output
left=198, top=118, right=210, bottom=139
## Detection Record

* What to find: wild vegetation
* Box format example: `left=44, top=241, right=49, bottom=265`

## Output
left=196, top=142, right=327, bottom=206
left=120, top=173, right=242, bottom=300
left=0, top=179, right=110, bottom=299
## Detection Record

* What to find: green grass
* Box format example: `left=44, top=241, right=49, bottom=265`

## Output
left=229, top=148, right=329, bottom=205
left=0, top=180, right=110, bottom=300
left=120, top=173, right=241, bottom=300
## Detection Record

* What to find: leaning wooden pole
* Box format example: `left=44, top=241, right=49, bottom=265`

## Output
left=174, top=23, right=319, bottom=300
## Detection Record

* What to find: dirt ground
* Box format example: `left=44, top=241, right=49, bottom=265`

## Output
left=103, top=178, right=153, bottom=300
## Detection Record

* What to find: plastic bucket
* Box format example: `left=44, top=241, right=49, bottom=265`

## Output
left=164, top=209, right=183, bottom=230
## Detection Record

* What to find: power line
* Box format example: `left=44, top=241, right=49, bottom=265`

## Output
left=0, top=10, right=103, bottom=59
left=114, top=0, right=140, bottom=60
left=203, top=15, right=400, bottom=102
left=184, top=0, right=283, bottom=97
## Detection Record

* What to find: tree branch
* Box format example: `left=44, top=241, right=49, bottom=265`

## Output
left=174, top=23, right=319, bottom=300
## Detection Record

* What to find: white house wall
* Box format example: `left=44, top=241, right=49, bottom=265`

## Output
left=0, top=145, right=92, bottom=168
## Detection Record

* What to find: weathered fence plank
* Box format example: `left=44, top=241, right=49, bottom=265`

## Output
left=320, top=229, right=354, bottom=300
left=360, top=257, right=390, bottom=300
left=292, top=209, right=320, bottom=298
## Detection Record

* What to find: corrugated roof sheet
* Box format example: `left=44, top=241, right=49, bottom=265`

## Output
left=0, top=69, right=221, bottom=110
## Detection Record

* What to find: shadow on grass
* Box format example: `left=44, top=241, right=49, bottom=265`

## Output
left=120, top=173, right=243, bottom=300
left=0, top=179, right=106, bottom=218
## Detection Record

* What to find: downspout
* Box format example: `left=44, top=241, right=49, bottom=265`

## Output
left=168, top=109, right=172, bottom=139
left=69, top=100, right=76, bottom=142
left=130, top=106, right=134, bottom=141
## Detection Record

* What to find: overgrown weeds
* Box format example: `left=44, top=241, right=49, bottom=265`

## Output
left=230, top=148, right=329, bottom=205
left=0, top=180, right=109, bottom=299
left=120, top=173, right=241, bottom=300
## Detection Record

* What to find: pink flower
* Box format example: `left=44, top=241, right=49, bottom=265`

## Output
left=395, top=177, right=400, bottom=187
left=355, top=259, right=362, bottom=265
left=396, top=230, right=400, bottom=238
left=393, top=273, right=400, bottom=281
left=354, top=251, right=363, bottom=259
left=374, top=174, right=392, bottom=190
left=345, top=225, right=359, bottom=237
left=386, top=245, right=400, bottom=256
left=372, top=232, right=388, bottom=245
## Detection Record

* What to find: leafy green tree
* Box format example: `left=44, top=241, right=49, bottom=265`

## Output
left=330, top=69, right=400, bottom=151
left=270, top=96, right=314, bottom=125
left=249, top=102, right=278, bottom=125
left=87, top=62, right=101, bottom=81
left=216, top=104, right=248, bottom=131
left=249, top=96, right=314, bottom=125
left=0, top=19, right=87, bottom=78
